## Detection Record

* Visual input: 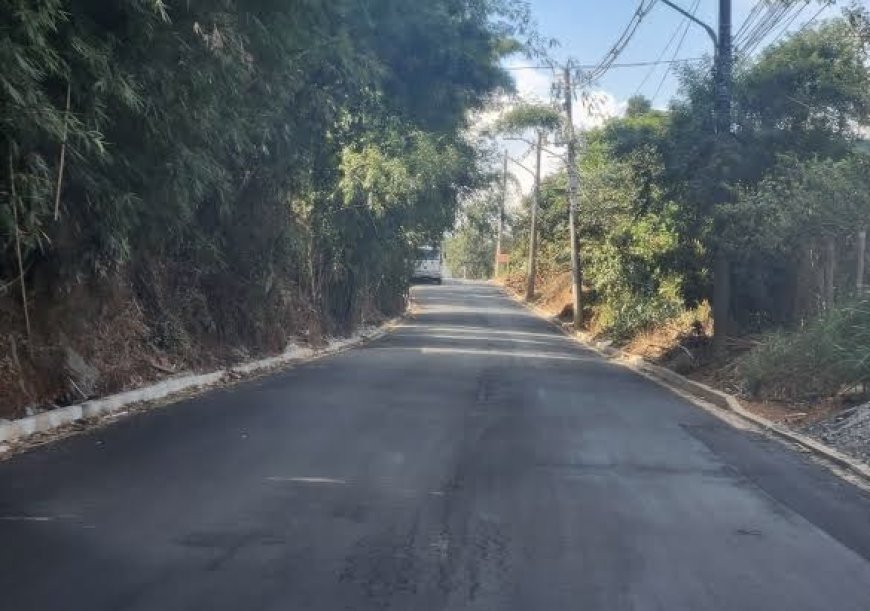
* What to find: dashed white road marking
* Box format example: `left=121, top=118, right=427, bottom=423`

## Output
left=266, top=476, right=347, bottom=485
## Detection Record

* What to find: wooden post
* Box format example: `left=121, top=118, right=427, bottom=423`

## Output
left=824, top=236, right=836, bottom=309
left=8, top=149, right=31, bottom=340
left=857, top=229, right=866, bottom=294
left=524, top=131, right=542, bottom=302
left=713, top=250, right=731, bottom=341
left=494, top=150, right=507, bottom=278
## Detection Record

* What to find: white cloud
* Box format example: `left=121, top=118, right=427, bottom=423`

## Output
left=510, top=63, right=554, bottom=102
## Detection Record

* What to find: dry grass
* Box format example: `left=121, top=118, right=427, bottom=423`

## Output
left=536, top=271, right=575, bottom=318
left=0, top=269, right=342, bottom=420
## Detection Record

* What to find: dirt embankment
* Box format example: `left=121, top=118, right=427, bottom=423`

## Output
left=1, top=271, right=391, bottom=422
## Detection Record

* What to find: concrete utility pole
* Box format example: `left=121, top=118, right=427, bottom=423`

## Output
left=660, top=0, right=733, bottom=346
left=525, top=131, right=543, bottom=301
left=715, top=0, right=732, bottom=138
left=563, top=65, right=583, bottom=330
left=494, top=150, right=508, bottom=278
left=712, top=0, right=733, bottom=344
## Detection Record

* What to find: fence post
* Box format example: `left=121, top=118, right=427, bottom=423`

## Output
left=824, top=236, right=836, bottom=309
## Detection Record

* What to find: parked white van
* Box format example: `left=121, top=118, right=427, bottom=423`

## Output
left=412, top=246, right=443, bottom=284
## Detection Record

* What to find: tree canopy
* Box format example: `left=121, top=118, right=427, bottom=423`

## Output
left=0, top=0, right=534, bottom=413
left=501, top=13, right=870, bottom=338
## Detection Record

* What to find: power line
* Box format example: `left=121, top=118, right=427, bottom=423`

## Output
left=737, top=0, right=818, bottom=63
left=633, top=2, right=694, bottom=97
left=796, top=2, right=829, bottom=34
left=651, top=0, right=702, bottom=104
left=506, top=57, right=705, bottom=71
left=583, top=0, right=659, bottom=83
left=734, top=0, right=787, bottom=49
left=736, top=1, right=783, bottom=53
left=765, top=1, right=812, bottom=49
left=736, top=0, right=812, bottom=60
left=734, top=0, right=767, bottom=44
left=742, top=3, right=795, bottom=57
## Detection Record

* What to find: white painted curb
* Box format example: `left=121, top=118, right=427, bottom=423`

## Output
left=0, top=320, right=396, bottom=448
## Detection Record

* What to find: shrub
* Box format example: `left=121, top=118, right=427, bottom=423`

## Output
left=740, top=298, right=870, bottom=400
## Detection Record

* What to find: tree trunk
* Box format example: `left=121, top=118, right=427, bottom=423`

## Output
left=824, top=236, right=836, bottom=309
left=525, top=131, right=542, bottom=302
left=712, top=249, right=731, bottom=351
left=856, top=229, right=866, bottom=294
left=494, top=151, right=507, bottom=278
left=8, top=149, right=31, bottom=341
left=792, top=246, right=815, bottom=323
left=53, top=81, right=72, bottom=221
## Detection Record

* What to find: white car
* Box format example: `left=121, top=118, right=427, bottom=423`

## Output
left=412, top=246, right=443, bottom=284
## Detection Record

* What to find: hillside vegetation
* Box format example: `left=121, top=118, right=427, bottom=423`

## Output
left=0, top=0, right=531, bottom=417
left=452, top=9, right=870, bottom=404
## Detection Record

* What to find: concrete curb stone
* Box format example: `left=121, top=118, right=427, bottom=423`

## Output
left=0, top=318, right=398, bottom=447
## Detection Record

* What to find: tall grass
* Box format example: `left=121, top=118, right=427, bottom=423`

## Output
left=740, top=298, right=870, bottom=400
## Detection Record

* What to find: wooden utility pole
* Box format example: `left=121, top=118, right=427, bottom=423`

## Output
left=563, top=65, right=583, bottom=330
left=494, top=150, right=508, bottom=278
left=525, top=131, right=543, bottom=301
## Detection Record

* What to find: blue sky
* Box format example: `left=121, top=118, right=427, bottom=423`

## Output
left=512, top=0, right=841, bottom=107
left=492, top=0, right=843, bottom=198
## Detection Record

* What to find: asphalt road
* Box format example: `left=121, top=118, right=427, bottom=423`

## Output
left=3, top=281, right=870, bottom=610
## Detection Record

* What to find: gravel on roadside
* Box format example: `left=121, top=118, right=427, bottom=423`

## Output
left=805, top=402, right=870, bottom=465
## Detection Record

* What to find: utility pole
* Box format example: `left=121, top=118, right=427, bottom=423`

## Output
left=715, top=0, right=732, bottom=139
left=712, top=0, right=733, bottom=345
left=525, top=131, right=543, bottom=301
left=494, top=150, right=508, bottom=278
left=563, top=64, right=583, bottom=330
left=660, top=0, right=732, bottom=347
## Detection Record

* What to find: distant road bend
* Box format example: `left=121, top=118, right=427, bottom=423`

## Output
left=3, top=281, right=870, bottom=610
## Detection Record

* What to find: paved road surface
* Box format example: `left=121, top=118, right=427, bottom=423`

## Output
left=3, top=281, right=870, bottom=610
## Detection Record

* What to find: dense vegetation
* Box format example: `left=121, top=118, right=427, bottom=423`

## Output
left=0, top=0, right=531, bottom=415
left=457, top=9, right=870, bottom=399
left=444, top=191, right=501, bottom=280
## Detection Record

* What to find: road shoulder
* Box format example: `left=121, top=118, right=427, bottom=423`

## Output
left=498, top=283, right=870, bottom=489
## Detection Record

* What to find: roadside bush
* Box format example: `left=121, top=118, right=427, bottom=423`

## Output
left=591, top=274, right=685, bottom=341
left=740, top=298, right=870, bottom=400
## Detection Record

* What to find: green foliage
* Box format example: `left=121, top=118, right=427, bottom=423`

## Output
left=737, top=19, right=870, bottom=148
left=505, top=15, right=870, bottom=347
left=508, top=100, right=701, bottom=338
left=625, top=95, right=653, bottom=117
left=721, top=155, right=870, bottom=258
left=444, top=191, right=500, bottom=279
left=0, top=0, right=527, bottom=348
left=493, top=102, right=563, bottom=136
left=740, top=298, right=870, bottom=400
left=580, top=143, right=693, bottom=339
